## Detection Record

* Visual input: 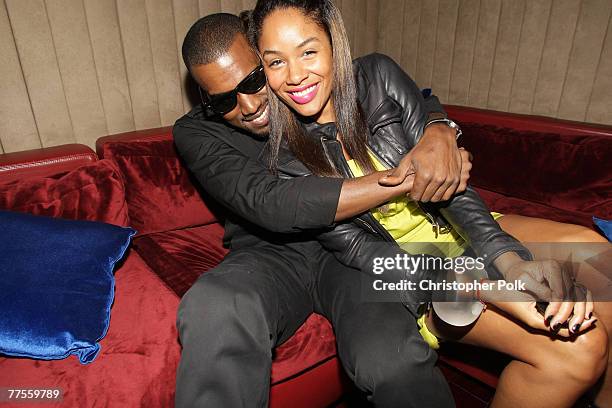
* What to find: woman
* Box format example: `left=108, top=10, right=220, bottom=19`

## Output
left=250, top=0, right=611, bottom=406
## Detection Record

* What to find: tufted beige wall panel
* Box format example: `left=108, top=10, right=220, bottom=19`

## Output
left=84, top=0, right=135, bottom=135
left=6, top=0, right=75, bottom=149
left=46, top=0, right=108, bottom=147
left=0, top=3, right=39, bottom=153
left=173, top=0, right=200, bottom=112
left=1, top=0, right=611, bottom=153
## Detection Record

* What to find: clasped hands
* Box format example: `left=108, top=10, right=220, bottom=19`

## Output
left=378, top=123, right=471, bottom=201
left=480, top=252, right=596, bottom=338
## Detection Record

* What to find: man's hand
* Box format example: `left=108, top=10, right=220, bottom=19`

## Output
left=491, top=252, right=595, bottom=335
left=378, top=123, right=471, bottom=202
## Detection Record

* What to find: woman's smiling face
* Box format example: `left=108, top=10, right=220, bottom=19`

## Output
left=258, top=7, right=335, bottom=123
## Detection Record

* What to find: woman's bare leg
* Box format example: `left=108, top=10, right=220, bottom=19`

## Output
left=496, top=214, right=607, bottom=244
left=497, top=214, right=612, bottom=406
left=429, top=307, right=609, bottom=408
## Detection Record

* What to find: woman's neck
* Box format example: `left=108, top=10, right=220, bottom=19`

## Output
left=315, top=96, right=336, bottom=124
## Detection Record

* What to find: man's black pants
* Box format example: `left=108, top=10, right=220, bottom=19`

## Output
left=176, top=242, right=453, bottom=407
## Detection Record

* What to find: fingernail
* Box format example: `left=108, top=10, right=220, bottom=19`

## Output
left=572, top=323, right=581, bottom=333
left=545, top=315, right=553, bottom=326
left=587, top=312, right=593, bottom=319
left=551, top=323, right=561, bottom=333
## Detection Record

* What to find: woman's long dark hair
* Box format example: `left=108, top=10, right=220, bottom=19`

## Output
left=251, top=0, right=375, bottom=177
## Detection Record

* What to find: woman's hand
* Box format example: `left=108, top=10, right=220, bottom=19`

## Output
left=483, top=253, right=597, bottom=336
left=379, top=125, right=471, bottom=202
left=480, top=298, right=597, bottom=338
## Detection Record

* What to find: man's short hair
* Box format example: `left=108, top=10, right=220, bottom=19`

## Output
left=182, top=13, right=247, bottom=70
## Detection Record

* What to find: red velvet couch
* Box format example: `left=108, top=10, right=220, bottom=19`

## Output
left=0, top=105, right=609, bottom=407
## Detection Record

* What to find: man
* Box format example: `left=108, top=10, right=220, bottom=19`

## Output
left=174, top=13, right=468, bottom=408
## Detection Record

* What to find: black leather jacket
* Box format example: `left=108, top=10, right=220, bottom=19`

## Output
left=275, top=54, right=531, bottom=289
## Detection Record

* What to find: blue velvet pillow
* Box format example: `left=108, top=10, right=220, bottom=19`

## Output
left=594, top=217, right=612, bottom=241
left=0, top=210, right=136, bottom=364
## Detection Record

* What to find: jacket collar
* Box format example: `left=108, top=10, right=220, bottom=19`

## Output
left=300, top=99, right=403, bottom=143
left=303, top=121, right=338, bottom=140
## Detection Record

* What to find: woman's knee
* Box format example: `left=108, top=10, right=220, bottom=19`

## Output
left=546, top=326, right=609, bottom=387
left=571, top=326, right=609, bottom=385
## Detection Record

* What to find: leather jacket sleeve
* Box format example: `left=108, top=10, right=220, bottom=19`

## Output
left=173, top=116, right=343, bottom=233
left=365, top=53, right=446, bottom=149
left=437, top=189, right=532, bottom=279
left=368, top=54, right=532, bottom=279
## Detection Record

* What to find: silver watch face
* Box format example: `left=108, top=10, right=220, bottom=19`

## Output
left=443, top=119, right=462, bottom=138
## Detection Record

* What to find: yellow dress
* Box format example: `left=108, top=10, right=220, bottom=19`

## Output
left=347, top=155, right=502, bottom=348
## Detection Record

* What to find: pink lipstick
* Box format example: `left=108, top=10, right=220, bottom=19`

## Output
left=287, top=83, right=319, bottom=104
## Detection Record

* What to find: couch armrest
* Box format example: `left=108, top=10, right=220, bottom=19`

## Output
left=95, top=126, right=218, bottom=235
left=0, top=144, right=97, bottom=184
left=96, top=127, right=173, bottom=159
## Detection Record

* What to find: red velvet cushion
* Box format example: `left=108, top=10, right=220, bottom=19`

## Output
left=269, top=358, right=346, bottom=408
left=133, top=225, right=339, bottom=384
left=101, top=139, right=218, bottom=235
left=0, top=159, right=129, bottom=226
left=133, top=223, right=229, bottom=297
left=271, top=314, right=337, bottom=384
left=461, top=124, right=612, bottom=223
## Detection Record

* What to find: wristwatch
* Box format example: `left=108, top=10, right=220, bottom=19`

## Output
left=425, top=118, right=463, bottom=140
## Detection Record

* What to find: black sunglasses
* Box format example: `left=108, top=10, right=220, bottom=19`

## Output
left=199, top=65, right=266, bottom=115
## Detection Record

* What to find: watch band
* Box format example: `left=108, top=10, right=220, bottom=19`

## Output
left=425, top=118, right=463, bottom=140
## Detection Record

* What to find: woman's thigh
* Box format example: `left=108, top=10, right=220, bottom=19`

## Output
left=429, top=306, right=607, bottom=370
left=497, top=214, right=607, bottom=243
